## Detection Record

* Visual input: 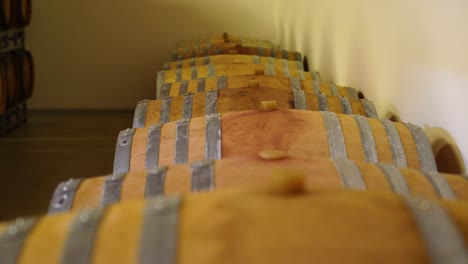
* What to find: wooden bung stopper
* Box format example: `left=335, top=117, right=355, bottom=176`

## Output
left=255, top=69, right=265, bottom=75
left=260, top=101, right=277, bottom=111
left=258, top=149, right=286, bottom=160
left=270, top=169, right=306, bottom=195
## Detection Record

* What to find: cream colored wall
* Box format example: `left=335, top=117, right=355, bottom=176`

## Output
left=27, top=0, right=275, bottom=109
left=26, top=1, right=467, bottom=171
left=275, top=0, right=468, bottom=172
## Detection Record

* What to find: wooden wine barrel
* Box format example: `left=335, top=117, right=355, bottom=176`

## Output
left=0, top=0, right=12, bottom=28
left=49, top=156, right=467, bottom=213
left=164, top=54, right=304, bottom=70
left=174, top=41, right=274, bottom=55
left=172, top=46, right=301, bottom=61
left=0, top=61, right=7, bottom=114
left=158, top=74, right=359, bottom=100
left=3, top=54, right=18, bottom=106
left=113, top=109, right=437, bottom=173
left=18, top=49, right=34, bottom=99
left=14, top=0, right=30, bottom=26
left=176, top=39, right=275, bottom=51
left=156, top=64, right=312, bottom=98
left=133, top=87, right=377, bottom=128
left=4, top=189, right=468, bottom=263
left=176, top=33, right=274, bottom=49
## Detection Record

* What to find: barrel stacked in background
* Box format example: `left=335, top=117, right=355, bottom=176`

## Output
left=0, top=0, right=33, bottom=136
left=1, top=33, right=467, bottom=263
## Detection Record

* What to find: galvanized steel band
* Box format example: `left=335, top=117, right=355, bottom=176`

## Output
left=352, top=115, right=379, bottom=163
left=160, top=97, right=172, bottom=123
left=422, top=170, right=456, bottom=200
left=48, top=178, right=83, bottom=214
left=316, top=93, right=329, bottom=111
left=381, top=119, right=408, bottom=168
left=321, top=111, right=347, bottom=159
left=197, top=78, right=206, bottom=92
left=338, top=96, right=352, bottom=115
left=292, top=89, right=307, bottom=110
left=133, top=100, right=150, bottom=128
left=403, top=196, right=468, bottom=264
left=0, top=218, right=37, bottom=264
left=191, top=160, right=215, bottom=191
left=145, top=167, right=167, bottom=198
left=178, top=81, right=189, bottom=95
left=362, top=99, right=378, bottom=118
left=376, top=163, right=410, bottom=195
left=61, top=208, right=105, bottom=264
left=175, top=118, right=190, bottom=164
left=139, top=195, right=182, bottom=264
left=159, top=83, right=171, bottom=99
left=182, top=93, right=193, bottom=119
left=405, top=123, right=438, bottom=172
left=205, top=90, right=218, bottom=115
left=101, top=173, right=126, bottom=206
left=333, top=159, right=366, bottom=190
left=113, top=128, right=135, bottom=174
left=205, top=113, right=222, bottom=160
left=329, top=82, right=339, bottom=96
left=145, top=124, right=163, bottom=168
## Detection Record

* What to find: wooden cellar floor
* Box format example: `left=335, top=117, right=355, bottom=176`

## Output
left=0, top=110, right=134, bottom=221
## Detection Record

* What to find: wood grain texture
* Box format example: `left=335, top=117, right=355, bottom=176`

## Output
left=160, top=64, right=311, bottom=85
left=176, top=34, right=273, bottom=48
left=144, top=87, right=375, bottom=126
left=64, top=156, right=468, bottom=211
left=127, top=109, right=433, bottom=171
left=160, top=74, right=356, bottom=99
left=7, top=189, right=468, bottom=263
left=165, top=54, right=301, bottom=69
left=174, top=41, right=274, bottom=54
left=172, top=46, right=300, bottom=61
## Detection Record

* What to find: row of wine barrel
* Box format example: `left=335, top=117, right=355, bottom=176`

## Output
left=0, top=0, right=31, bottom=28
left=1, top=34, right=467, bottom=264
left=0, top=49, right=34, bottom=114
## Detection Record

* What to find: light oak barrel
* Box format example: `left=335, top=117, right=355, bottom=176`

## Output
left=156, top=64, right=312, bottom=98
left=176, top=33, right=274, bottom=49
left=171, top=46, right=301, bottom=61
left=133, top=87, right=377, bottom=128
left=49, top=156, right=467, bottom=213
left=113, top=109, right=437, bottom=173
left=164, top=54, right=304, bottom=70
left=157, top=74, right=359, bottom=100
left=176, top=38, right=275, bottom=50
left=4, top=189, right=468, bottom=264
left=174, top=41, right=274, bottom=54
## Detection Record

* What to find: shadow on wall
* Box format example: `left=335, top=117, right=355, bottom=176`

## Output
left=28, top=0, right=275, bottom=109
left=425, top=127, right=467, bottom=174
